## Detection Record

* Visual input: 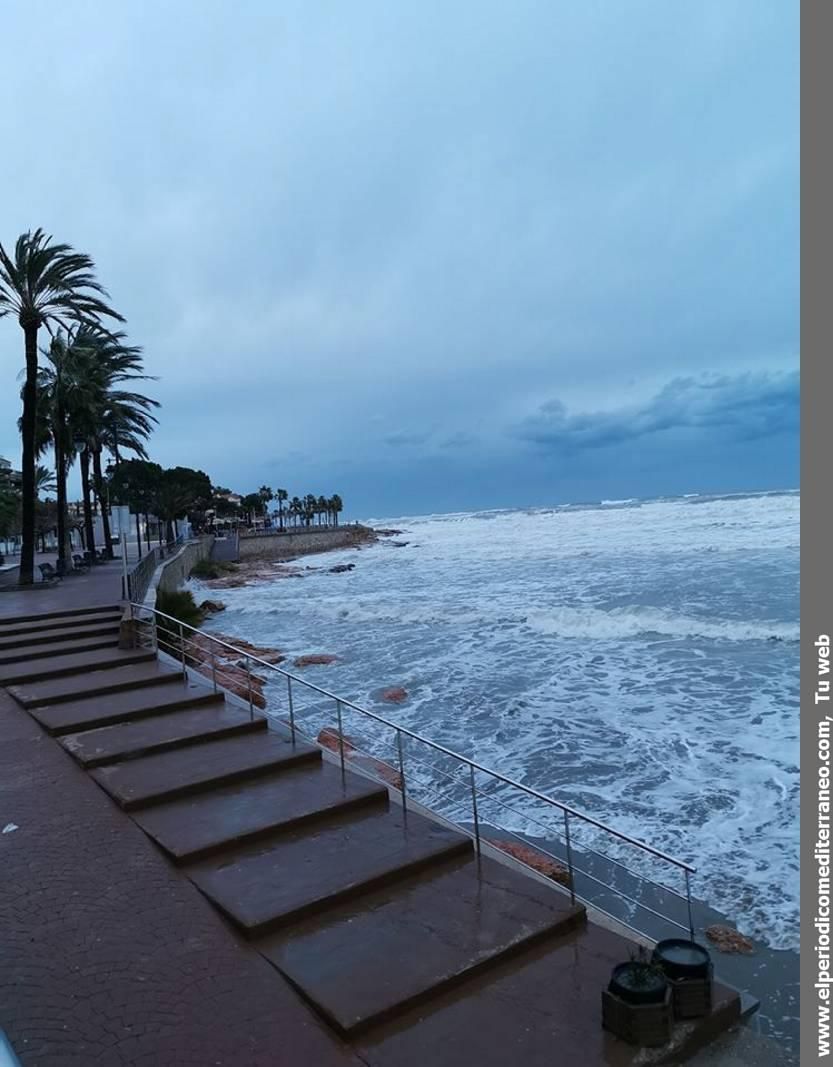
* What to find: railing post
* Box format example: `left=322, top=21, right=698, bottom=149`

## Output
left=469, top=765, right=481, bottom=855
left=287, top=676, right=296, bottom=741
left=178, top=621, right=186, bottom=678
left=246, top=656, right=254, bottom=721
left=336, top=699, right=345, bottom=775
left=563, top=810, right=576, bottom=905
left=685, top=869, right=695, bottom=941
left=396, top=729, right=407, bottom=812
left=211, top=648, right=218, bottom=694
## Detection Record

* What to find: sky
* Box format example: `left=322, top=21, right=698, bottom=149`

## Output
left=0, top=1, right=798, bottom=518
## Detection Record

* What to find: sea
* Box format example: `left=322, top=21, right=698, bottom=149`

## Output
left=194, top=489, right=799, bottom=957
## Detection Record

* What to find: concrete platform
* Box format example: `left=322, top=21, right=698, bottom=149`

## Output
left=186, top=806, right=472, bottom=934
left=356, top=922, right=742, bottom=1067
left=135, top=759, right=390, bottom=862
left=262, top=853, right=586, bottom=1034
left=90, top=728, right=321, bottom=810
left=59, top=701, right=264, bottom=767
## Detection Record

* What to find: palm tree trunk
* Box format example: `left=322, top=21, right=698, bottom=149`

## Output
left=135, top=511, right=142, bottom=558
left=18, top=323, right=39, bottom=585
left=79, top=448, right=96, bottom=562
left=144, top=513, right=152, bottom=550
left=92, top=445, right=114, bottom=558
left=54, top=428, right=68, bottom=573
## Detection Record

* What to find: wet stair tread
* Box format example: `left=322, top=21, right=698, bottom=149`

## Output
left=29, top=679, right=220, bottom=734
left=7, top=661, right=181, bottom=708
left=90, top=729, right=320, bottom=809
left=59, top=700, right=261, bottom=767
left=0, top=614, right=122, bottom=644
left=0, top=646, right=154, bottom=687
left=260, top=854, right=585, bottom=1034
left=186, top=806, right=471, bottom=933
left=0, top=603, right=121, bottom=628
left=134, top=760, right=389, bottom=862
left=0, top=632, right=120, bottom=664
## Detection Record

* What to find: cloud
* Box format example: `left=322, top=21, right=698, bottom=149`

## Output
left=383, top=431, right=432, bottom=448
left=514, top=371, right=799, bottom=453
left=0, top=1, right=797, bottom=513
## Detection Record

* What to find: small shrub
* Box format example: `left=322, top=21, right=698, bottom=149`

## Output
left=190, top=558, right=238, bottom=579
left=156, top=588, right=205, bottom=631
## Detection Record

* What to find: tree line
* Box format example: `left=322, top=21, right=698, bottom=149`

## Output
left=1, top=229, right=346, bottom=581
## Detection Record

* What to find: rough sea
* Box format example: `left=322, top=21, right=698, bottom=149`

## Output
left=194, top=490, right=799, bottom=952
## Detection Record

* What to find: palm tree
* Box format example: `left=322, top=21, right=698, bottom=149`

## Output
left=289, top=496, right=302, bottom=529
left=35, top=464, right=57, bottom=498
left=274, top=488, right=288, bottom=532
left=0, top=229, right=124, bottom=584
left=330, top=493, right=343, bottom=526
left=35, top=328, right=156, bottom=565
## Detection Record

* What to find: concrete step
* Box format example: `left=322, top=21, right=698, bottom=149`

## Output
left=7, top=662, right=181, bottom=709
left=59, top=701, right=263, bottom=768
left=90, top=729, right=321, bottom=810
left=0, top=609, right=122, bottom=640
left=0, top=647, right=155, bottom=688
left=134, top=760, right=389, bottom=863
left=28, top=680, right=220, bottom=735
left=186, top=806, right=471, bottom=936
left=0, top=603, right=122, bottom=627
left=260, top=854, right=586, bottom=1035
left=0, top=620, right=121, bottom=651
left=0, top=633, right=120, bottom=665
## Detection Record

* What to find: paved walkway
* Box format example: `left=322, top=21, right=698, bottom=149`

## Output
left=0, top=558, right=127, bottom=616
left=0, top=687, right=360, bottom=1066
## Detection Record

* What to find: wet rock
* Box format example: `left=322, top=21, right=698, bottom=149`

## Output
left=389, top=541, right=409, bottom=548
left=329, top=563, right=356, bottom=574
left=705, top=925, right=755, bottom=954
left=375, top=528, right=403, bottom=537
left=199, top=599, right=226, bottom=614
left=381, top=686, right=408, bottom=703
left=317, top=727, right=358, bottom=754
left=489, top=839, right=572, bottom=888
left=293, top=653, right=339, bottom=668
left=352, top=754, right=403, bottom=790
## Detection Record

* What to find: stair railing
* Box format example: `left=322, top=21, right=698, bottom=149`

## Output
left=129, top=601, right=697, bottom=942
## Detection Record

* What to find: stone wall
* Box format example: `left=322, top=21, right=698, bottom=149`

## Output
left=238, top=525, right=375, bottom=560
left=156, top=536, right=215, bottom=594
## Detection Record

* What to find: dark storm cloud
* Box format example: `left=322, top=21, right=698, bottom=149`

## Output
left=515, top=371, right=799, bottom=454
left=0, top=0, right=798, bottom=514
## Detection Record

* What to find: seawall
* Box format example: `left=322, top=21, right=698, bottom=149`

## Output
left=238, top=525, right=376, bottom=561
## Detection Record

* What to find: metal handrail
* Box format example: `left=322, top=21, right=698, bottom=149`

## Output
left=130, top=601, right=697, bottom=937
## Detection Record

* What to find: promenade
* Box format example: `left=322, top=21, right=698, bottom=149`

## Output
left=0, top=571, right=770, bottom=1066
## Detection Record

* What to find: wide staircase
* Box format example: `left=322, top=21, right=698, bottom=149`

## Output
left=0, top=604, right=591, bottom=1039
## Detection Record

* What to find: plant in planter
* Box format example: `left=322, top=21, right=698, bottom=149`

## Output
left=602, top=946, right=673, bottom=1047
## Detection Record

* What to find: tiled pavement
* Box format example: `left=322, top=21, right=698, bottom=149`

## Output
left=0, top=688, right=360, bottom=1067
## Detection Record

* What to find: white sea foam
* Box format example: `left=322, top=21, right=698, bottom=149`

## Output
left=197, top=490, right=800, bottom=950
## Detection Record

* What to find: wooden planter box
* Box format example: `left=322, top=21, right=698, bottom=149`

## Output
left=602, top=986, right=673, bottom=1047
left=666, top=969, right=712, bottom=1019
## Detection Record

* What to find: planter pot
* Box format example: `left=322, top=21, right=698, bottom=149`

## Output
left=602, top=986, right=673, bottom=1047
left=652, top=939, right=713, bottom=1019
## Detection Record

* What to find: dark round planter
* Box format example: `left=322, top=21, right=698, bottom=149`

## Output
left=652, top=939, right=712, bottom=981
left=608, top=962, right=668, bottom=1005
